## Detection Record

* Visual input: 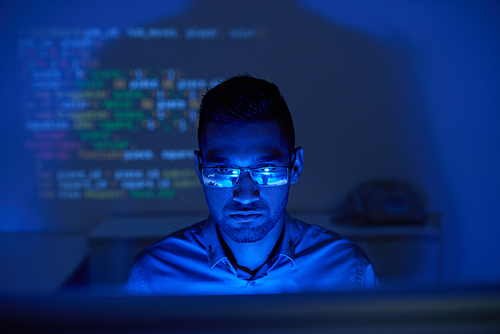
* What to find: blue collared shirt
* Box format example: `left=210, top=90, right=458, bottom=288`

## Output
left=126, top=214, right=378, bottom=295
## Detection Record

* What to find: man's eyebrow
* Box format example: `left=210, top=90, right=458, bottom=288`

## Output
left=205, top=154, right=282, bottom=162
left=203, top=140, right=289, bottom=164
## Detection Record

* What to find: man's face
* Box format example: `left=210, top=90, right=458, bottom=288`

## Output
left=196, top=121, right=295, bottom=243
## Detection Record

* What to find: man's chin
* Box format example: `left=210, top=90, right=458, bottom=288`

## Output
left=225, top=228, right=268, bottom=243
left=219, top=222, right=271, bottom=243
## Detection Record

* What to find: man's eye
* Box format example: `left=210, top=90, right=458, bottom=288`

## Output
left=215, top=167, right=236, bottom=175
left=256, top=166, right=279, bottom=173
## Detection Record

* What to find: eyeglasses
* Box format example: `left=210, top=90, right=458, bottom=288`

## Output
left=199, top=154, right=296, bottom=188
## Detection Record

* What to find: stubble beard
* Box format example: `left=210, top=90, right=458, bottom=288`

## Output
left=215, top=199, right=287, bottom=243
left=205, top=184, right=290, bottom=243
left=218, top=216, right=277, bottom=243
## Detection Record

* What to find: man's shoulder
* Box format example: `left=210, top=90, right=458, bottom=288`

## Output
left=126, top=220, right=213, bottom=293
left=291, top=218, right=348, bottom=242
left=290, top=219, right=367, bottom=256
left=290, top=218, right=377, bottom=289
left=136, top=221, right=207, bottom=260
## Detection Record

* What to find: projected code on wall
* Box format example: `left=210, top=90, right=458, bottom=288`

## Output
left=19, top=26, right=262, bottom=201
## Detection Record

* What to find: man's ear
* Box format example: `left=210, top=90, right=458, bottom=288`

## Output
left=194, top=150, right=203, bottom=183
left=290, top=147, right=304, bottom=185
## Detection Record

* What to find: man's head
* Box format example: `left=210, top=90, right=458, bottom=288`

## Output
left=195, top=75, right=304, bottom=244
left=198, top=75, right=295, bottom=153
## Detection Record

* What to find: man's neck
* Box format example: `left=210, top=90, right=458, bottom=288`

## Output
left=218, top=214, right=285, bottom=271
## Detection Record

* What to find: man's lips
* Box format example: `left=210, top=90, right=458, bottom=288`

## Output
left=229, top=213, right=262, bottom=222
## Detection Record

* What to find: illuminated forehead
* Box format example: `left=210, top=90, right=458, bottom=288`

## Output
left=200, top=121, right=290, bottom=165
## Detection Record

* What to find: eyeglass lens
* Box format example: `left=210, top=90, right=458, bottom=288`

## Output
left=202, top=168, right=289, bottom=188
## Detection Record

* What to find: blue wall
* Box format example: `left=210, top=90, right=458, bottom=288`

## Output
left=1, top=0, right=499, bottom=286
left=301, top=0, right=500, bottom=284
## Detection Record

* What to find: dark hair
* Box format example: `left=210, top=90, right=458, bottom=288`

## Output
left=198, top=75, right=295, bottom=151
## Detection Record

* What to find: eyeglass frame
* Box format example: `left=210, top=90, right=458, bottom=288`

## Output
left=197, top=151, right=297, bottom=188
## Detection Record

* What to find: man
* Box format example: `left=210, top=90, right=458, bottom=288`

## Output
left=126, top=75, right=378, bottom=294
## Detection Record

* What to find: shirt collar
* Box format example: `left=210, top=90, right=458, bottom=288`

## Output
left=202, top=212, right=297, bottom=272
left=201, top=215, right=226, bottom=272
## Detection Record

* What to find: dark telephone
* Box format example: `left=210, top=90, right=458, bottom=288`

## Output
left=345, top=180, right=428, bottom=226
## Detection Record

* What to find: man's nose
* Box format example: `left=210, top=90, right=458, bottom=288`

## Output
left=232, top=171, right=260, bottom=204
